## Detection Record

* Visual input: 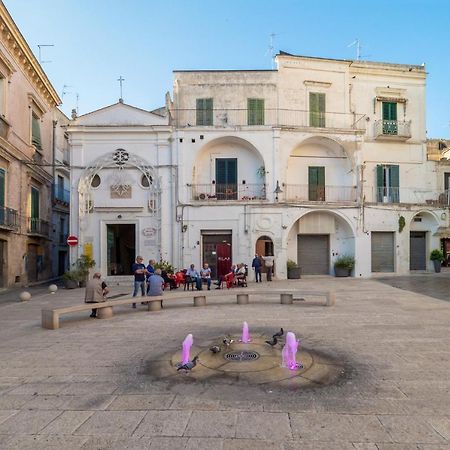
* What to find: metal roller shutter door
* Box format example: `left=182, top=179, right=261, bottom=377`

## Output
left=410, top=231, right=426, bottom=270
left=297, top=234, right=329, bottom=275
left=371, top=232, right=394, bottom=272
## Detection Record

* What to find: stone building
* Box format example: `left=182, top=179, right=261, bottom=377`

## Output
left=0, top=3, right=64, bottom=287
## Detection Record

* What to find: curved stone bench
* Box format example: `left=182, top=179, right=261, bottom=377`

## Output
left=41, top=288, right=335, bottom=330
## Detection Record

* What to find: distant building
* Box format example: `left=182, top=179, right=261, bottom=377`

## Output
left=0, top=3, right=67, bottom=287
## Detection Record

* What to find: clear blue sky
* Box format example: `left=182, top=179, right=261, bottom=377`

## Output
left=5, top=0, right=450, bottom=138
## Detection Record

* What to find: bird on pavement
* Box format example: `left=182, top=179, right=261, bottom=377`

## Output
left=209, top=345, right=221, bottom=353
left=265, top=336, right=278, bottom=346
left=223, top=337, right=234, bottom=347
left=177, top=356, right=199, bottom=372
left=273, top=328, right=284, bottom=339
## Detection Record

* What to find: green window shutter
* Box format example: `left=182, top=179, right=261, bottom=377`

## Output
left=196, top=98, right=213, bottom=126
left=308, top=166, right=325, bottom=200
left=389, top=165, right=399, bottom=202
left=31, top=187, right=39, bottom=219
left=248, top=98, right=264, bottom=125
left=376, top=165, right=384, bottom=202
left=215, top=158, right=237, bottom=199
left=310, top=93, right=325, bottom=127
left=31, top=115, right=42, bottom=150
left=0, top=169, right=5, bottom=208
left=382, top=102, right=397, bottom=120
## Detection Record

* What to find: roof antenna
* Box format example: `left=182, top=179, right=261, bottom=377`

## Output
left=347, top=38, right=362, bottom=61
left=37, top=44, right=54, bottom=64
left=266, top=33, right=277, bottom=69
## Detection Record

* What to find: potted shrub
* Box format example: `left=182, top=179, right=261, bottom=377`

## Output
left=62, top=270, right=80, bottom=289
left=75, top=254, right=96, bottom=287
left=334, top=255, right=355, bottom=277
left=287, top=259, right=301, bottom=279
left=430, top=249, right=444, bottom=273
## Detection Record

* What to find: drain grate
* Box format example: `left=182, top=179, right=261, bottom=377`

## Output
left=224, top=350, right=260, bottom=362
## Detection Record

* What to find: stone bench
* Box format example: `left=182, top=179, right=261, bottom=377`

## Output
left=41, top=288, right=335, bottom=330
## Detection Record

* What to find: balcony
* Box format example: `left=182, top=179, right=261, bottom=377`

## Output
left=189, top=183, right=266, bottom=202
left=53, top=185, right=70, bottom=204
left=27, top=217, right=50, bottom=238
left=173, top=108, right=366, bottom=131
left=283, top=185, right=358, bottom=203
left=374, top=120, right=411, bottom=140
left=371, top=187, right=450, bottom=205
left=0, top=206, right=19, bottom=231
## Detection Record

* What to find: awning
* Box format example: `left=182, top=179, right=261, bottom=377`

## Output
left=433, top=227, right=450, bottom=238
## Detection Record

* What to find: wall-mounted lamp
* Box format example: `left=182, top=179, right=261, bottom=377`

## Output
left=274, top=180, right=283, bottom=201
left=182, top=224, right=188, bottom=233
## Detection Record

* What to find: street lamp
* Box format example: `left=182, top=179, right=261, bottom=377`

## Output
left=274, top=180, right=283, bottom=201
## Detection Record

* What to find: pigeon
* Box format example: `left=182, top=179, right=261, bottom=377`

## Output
left=272, top=328, right=284, bottom=339
left=209, top=345, right=221, bottom=353
left=265, top=336, right=278, bottom=346
left=223, top=337, right=234, bottom=347
left=177, top=356, right=199, bottom=372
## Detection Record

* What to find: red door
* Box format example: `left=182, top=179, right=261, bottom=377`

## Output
left=216, top=243, right=231, bottom=278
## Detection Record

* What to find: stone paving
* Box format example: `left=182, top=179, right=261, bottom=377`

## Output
left=0, top=277, right=449, bottom=449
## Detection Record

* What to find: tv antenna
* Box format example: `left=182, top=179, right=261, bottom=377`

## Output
left=266, top=33, right=277, bottom=69
left=37, top=44, right=54, bottom=64
left=347, top=38, right=362, bottom=61
left=61, top=84, right=72, bottom=101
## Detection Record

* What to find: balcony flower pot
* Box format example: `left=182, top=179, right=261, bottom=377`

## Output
left=334, top=255, right=355, bottom=278
left=430, top=249, right=444, bottom=273
left=287, top=260, right=301, bottom=279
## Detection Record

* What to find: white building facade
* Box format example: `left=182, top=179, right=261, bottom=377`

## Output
left=68, top=53, right=446, bottom=281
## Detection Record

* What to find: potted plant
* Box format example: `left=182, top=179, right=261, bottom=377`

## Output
left=287, top=259, right=301, bottom=279
left=75, top=254, right=96, bottom=287
left=334, top=255, right=355, bottom=277
left=430, top=249, right=444, bottom=273
left=62, top=270, right=80, bottom=289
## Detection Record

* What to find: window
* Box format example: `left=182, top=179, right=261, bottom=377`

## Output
left=309, top=92, right=325, bottom=127
left=247, top=98, right=265, bottom=125
left=0, top=168, right=4, bottom=208
left=215, top=158, right=237, bottom=200
left=382, top=102, right=398, bottom=135
left=30, top=186, right=40, bottom=232
left=376, top=165, right=399, bottom=203
left=31, top=113, right=42, bottom=151
left=0, top=75, right=5, bottom=117
left=91, top=174, right=101, bottom=188
left=196, top=98, right=213, bottom=126
left=141, top=173, right=153, bottom=188
left=308, top=166, right=325, bottom=201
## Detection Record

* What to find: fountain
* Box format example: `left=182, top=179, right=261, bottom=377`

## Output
left=282, top=331, right=302, bottom=370
left=181, top=334, right=193, bottom=365
left=240, top=321, right=251, bottom=343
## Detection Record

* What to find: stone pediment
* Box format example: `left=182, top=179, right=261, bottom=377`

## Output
left=74, top=102, right=168, bottom=126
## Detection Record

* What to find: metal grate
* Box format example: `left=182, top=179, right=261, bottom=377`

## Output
left=224, top=350, right=260, bottom=362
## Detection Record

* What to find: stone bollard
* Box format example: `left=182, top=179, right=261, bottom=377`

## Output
left=280, top=293, right=293, bottom=305
left=19, top=291, right=31, bottom=302
left=48, top=284, right=58, bottom=294
left=193, top=295, right=206, bottom=307
left=326, top=292, right=336, bottom=307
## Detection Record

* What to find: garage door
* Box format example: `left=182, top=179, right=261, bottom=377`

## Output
left=371, top=232, right=394, bottom=272
left=297, top=234, right=329, bottom=275
left=410, top=231, right=426, bottom=270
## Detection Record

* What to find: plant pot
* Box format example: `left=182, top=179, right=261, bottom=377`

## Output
left=287, top=267, right=301, bottom=279
left=335, top=266, right=351, bottom=277
left=432, top=259, right=442, bottom=273
left=63, top=279, right=78, bottom=289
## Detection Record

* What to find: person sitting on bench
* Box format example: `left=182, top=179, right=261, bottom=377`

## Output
left=85, top=272, right=108, bottom=318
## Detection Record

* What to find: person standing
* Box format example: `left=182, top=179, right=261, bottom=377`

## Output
left=252, top=254, right=262, bottom=282
left=261, top=254, right=274, bottom=281
left=85, top=272, right=108, bottom=318
left=132, top=256, right=147, bottom=308
left=200, top=263, right=212, bottom=290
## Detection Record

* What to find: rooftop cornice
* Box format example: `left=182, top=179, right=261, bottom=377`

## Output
left=0, top=3, right=61, bottom=107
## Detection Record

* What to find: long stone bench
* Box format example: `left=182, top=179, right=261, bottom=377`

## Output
left=41, top=288, right=335, bottom=330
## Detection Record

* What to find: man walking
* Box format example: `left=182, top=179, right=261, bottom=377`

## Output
left=261, top=253, right=274, bottom=281
left=252, top=254, right=262, bottom=282
left=132, top=256, right=147, bottom=308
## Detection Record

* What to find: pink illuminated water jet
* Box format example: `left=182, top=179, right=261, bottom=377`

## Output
left=181, top=334, right=193, bottom=364
left=282, top=331, right=301, bottom=370
left=241, top=321, right=251, bottom=343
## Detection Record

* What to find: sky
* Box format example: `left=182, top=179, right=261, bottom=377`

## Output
left=4, top=0, right=450, bottom=138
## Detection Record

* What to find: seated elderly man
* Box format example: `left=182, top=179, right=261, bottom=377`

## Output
left=200, top=263, right=212, bottom=290
left=84, top=272, right=109, bottom=318
left=186, top=264, right=201, bottom=290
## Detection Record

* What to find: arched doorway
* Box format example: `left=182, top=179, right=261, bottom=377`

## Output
left=410, top=211, right=440, bottom=271
left=255, top=235, right=274, bottom=275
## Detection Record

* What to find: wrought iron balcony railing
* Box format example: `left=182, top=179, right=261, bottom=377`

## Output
left=282, top=184, right=358, bottom=203
left=27, top=217, right=50, bottom=238
left=0, top=206, right=19, bottom=231
left=371, top=187, right=450, bottom=205
left=172, top=108, right=366, bottom=131
left=53, top=184, right=70, bottom=204
left=374, top=120, right=411, bottom=139
left=189, top=183, right=266, bottom=201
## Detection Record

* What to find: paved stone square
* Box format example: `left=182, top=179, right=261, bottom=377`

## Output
left=0, top=276, right=449, bottom=449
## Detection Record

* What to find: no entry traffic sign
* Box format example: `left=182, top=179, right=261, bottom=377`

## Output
left=67, top=235, right=79, bottom=247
